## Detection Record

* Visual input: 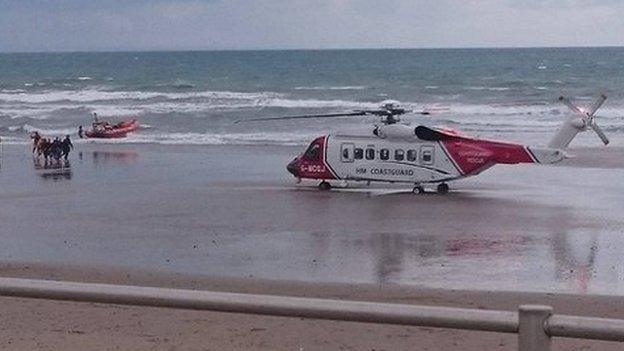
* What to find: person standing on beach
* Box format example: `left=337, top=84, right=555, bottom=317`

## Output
left=61, top=135, right=74, bottom=160
left=50, top=137, right=62, bottom=161
left=78, top=125, right=84, bottom=138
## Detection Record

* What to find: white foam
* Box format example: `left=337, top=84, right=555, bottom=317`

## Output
left=18, top=123, right=77, bottom=136
left=261, top=98, right=378, bottom=109
left=466, top=86, right=511, bottom=91
left=0, top=89, right=282, bottom=104
left=0, top=96, right=379, bottom=121
left=294, top=86, right=367, bottom=90
left=0, top=136, right=27, bottom=144
left=0, top=89, right=26, bottom=93
left=120, top=131, right=315, bottom=146
left=77, top=76, right=93, bottom=81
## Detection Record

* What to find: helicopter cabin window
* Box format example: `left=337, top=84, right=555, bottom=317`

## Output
left=394, top=149, right=405, bottom=161
left=303, top=143, right=320, bottom=161
left=407, top=149, right=417, bottom=162
left=380, top=148, right=389, bottom=160
left=340, top=143, right=355, bottom=163
left=354, top=148, right=363, bottom=160
left=365, top=148, right=375, bottom=160
left=420, top=146, right=435, bottom=165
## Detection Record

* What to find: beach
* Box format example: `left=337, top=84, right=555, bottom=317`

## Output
left=0, top=142, right=623, bottom=349
left=1, top=271, right=624, bottom=351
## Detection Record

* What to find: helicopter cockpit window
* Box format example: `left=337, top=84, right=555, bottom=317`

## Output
left=354, top=148, right=363, bottom=160
left=365, top=148, right=375, bottom=160
left=394, top=149, right=404, bottom=161
left=380, top=149, right=389, bottom=160
left=304, top=143, right=320, bottom=160
left=407, top=149, right=417, bottom=162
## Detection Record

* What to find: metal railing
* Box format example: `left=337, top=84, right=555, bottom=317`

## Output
left=0, top=277, right=623, bottom=350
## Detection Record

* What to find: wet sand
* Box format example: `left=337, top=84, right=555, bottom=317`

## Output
left=0, top=143, right=623, bottom=349
left=0, top=143, right=623, bottom=293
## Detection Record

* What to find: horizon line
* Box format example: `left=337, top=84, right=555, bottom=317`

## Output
left=2, top=45, right=624, bottom=55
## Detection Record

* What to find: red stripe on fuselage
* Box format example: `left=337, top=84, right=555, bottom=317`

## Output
left=441, top=138, right=535, bottom=175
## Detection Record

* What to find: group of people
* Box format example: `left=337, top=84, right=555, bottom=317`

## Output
left=30, top=132, right=74, bottom=161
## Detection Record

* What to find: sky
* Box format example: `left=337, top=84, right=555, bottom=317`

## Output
left=0, top=0, right=623, bottom=52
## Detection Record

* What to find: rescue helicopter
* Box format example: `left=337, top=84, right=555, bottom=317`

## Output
left=246, top=95, right=611, bottom=194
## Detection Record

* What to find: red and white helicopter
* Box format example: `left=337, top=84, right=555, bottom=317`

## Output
left=251, top=94, right=611, bottom=194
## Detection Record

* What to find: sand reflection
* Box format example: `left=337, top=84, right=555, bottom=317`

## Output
left=33, top=157, right=72, bottom=180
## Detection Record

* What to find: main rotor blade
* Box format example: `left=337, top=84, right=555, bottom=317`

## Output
left=235, top=111, right=367, bottom=124
left=587, top=93, right=607, bottom=117
left=559, top=96, right=585, bottom=115
left=590, top=122, right=610, bottom=145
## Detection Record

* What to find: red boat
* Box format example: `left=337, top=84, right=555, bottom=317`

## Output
left=85, top=119, right=140, bottom=138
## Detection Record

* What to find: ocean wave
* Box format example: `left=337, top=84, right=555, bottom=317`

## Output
left=261, top=98, right=378, bottom=109
left=466, top=86, right=511, bottom=92
left=437, top=103, right=624, bottom=119
left=169, top=79, right=195, bottom=89
left=293, top=86, right=367, bottom=91
left=0, top=89, right=283, bottom=104
left=109, top=132, right=315, bottom=146
left=5, top=123, right=78, bottom=136
left=0, top=106, right=53, bottom=120
left=3, top=93, right=624, bottom=121
left=0, top=136, right=27, bottom=144
left=0, top=89, right=26, bottom=94
left=0, top=91, right=382, bottom=118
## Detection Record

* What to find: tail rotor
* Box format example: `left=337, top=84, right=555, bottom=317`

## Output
left=559, top=94, right=609, bottom=145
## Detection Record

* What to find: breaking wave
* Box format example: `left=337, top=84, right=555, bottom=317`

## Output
left=0, top=89, right=280, bottom=104
left=120, top=132, right=314, bottom=146
left=293, top=86, right=367, bottom=90
left=2, top=88, right=624, bottom=146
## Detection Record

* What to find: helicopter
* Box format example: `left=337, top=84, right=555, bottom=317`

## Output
left=247, top=95, right=611, bottom=194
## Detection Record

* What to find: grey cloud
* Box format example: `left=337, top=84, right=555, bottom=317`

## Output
left=0, top=0, right=622, bottom=52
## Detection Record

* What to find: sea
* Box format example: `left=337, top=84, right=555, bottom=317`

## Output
left=1, top=47, right=623, bottom=147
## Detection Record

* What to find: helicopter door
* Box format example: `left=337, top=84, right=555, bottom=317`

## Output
left=419, top=145, right=435, bottom=165
left=340, top=143, right=355, bottom=163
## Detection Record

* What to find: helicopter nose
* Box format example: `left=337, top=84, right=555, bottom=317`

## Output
left=286, top=158, right=299, bottom=177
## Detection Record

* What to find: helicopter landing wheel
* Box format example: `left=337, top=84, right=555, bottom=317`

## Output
left=412, top=185, right=425, bottom=195
left=319, top=181, right=332, bottom=191
left=437, top=183, right=449, bottom=194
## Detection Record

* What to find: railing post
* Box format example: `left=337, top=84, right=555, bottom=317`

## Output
left=518, top=305, right=552, bottom=351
